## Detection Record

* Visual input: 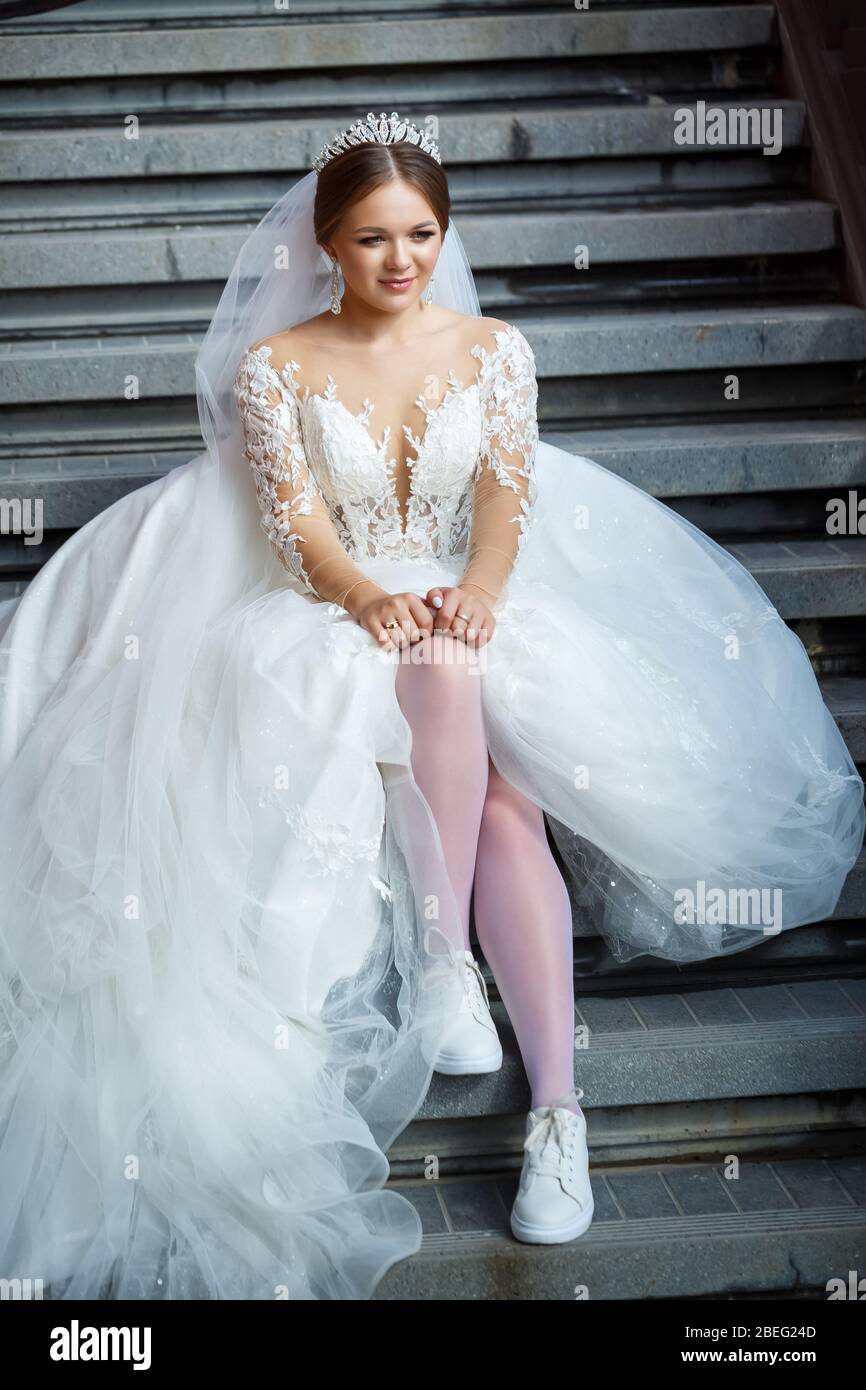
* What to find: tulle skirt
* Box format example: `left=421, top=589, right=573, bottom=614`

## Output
left=0, top=439, right=862, bottom=1299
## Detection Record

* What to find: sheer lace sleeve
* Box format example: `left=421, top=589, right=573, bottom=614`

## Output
left=233, top=346, right=379, bottom=612
left=458, top=325, right=539, bottom=605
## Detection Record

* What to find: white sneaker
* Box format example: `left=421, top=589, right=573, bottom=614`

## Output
left=510, top=1088, right=594, bottom=1244
left=430, top=949, right=503, bottom=1075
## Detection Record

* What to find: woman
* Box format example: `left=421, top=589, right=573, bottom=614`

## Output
left=0, top=112, right=862, bottom=1301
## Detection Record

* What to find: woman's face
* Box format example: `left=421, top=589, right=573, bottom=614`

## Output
left=322, top=178, right=443, bottom=314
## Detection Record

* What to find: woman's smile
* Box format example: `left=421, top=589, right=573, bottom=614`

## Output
left=378, top=275, right=416, bottom=291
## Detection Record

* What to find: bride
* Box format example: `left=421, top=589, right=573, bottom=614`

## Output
left=0, top=112, right=863, bottom=1302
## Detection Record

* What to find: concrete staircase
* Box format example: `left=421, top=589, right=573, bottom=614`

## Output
left=0, top=0, right=864, bottom=1298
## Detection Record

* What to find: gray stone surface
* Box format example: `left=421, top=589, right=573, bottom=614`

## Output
left=373, top=1193, right=866, bottom=1299
left=3, top=307, right=864, bottom=405
left=0, top=202, right=839, bottom=289
left=0, top=101, right=807, bottom=183
left=0, top=8, right=777, bottom=81
left=414, top=978, right=866, bottom=1120
left=1, top=203, right=837, bottom=289
left=544, top=420, right=866, bottom=496
left=729, top=538, right=866, bottom=617
left=3, top=155, right=803, bottom=233
left=1, top=0, right=729, bottom=21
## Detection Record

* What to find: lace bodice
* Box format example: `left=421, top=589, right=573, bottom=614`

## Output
left=233, top=322, right=539, bottom=608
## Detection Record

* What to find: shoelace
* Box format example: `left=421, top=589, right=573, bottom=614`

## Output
left=524, top=1087, right=586, bottom=1162
left=423, top=924, right=464, bottom=970
left=461, top=951, right=491, bottom=1014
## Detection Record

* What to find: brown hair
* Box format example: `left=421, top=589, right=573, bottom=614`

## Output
left=313, top=143, right=450, bottom=249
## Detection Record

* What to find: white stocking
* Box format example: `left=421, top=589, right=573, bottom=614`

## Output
left=473, top=755, right=581, bottom=1117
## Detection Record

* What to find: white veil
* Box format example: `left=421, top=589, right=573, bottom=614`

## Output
left=0, top=162, right=488, bottom=1299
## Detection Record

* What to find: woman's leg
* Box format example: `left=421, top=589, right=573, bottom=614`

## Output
left=473, top=754, right=581, bottom=1116
left=395, top=634, right=489, bottom=953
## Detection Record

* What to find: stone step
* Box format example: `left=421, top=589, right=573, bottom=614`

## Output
left=4, top=421, right=864, bottom=526
left=3, top=306, right=864, bottom=407
left=6, top=250, right=843, bottom=337
left=724, top=539, right=866, bottom=619
left=2, top=153, right=811, bottom=235
left=584, top=886, right=866, bottom=981
left=0, top=39, right=778, bottom=127
left=0, top=7, right=777, bottom=83
left=373, top=975, right=866, bottom=1296
left=380, top=973, right=866, bottom=1295
left=418, top=977, right=866, bottom=1126
left=2, top=0, right=755, bottom=27
left=517, top=305, right=866, bottom=380
left=0, top=203, right=838, bottom=295
left=545, top=419, right=866, bottom=498
left=0, top=100, right=808, bottom=185
left=563, top=916, right=866, bottom=994
left=821, top=680, right=866, bottom=767
left=1, top=63, right=778, bottom=131
left=373, top=1156, right=866, bottom=1299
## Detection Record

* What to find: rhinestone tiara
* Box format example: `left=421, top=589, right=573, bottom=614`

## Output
left=312, top=110, right=441, bottom=174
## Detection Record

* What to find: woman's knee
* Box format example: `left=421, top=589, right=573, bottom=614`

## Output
left=396, top=631, right=484, bottom=708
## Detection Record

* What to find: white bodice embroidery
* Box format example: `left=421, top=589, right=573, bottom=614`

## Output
left=233, top=322, right=539, bottom=597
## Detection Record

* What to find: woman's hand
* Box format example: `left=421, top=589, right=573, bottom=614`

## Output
left=424, top=583, right=496, bottom=647
left=352, top=587, right=436, bottom=652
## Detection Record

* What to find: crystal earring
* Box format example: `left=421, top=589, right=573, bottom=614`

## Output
left=329, top=257, right=342, bottom=315
left=423, top=276, right=434, bottom=308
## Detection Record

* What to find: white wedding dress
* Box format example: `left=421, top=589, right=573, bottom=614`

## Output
left=0, top=319, right=862, bottom=1302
